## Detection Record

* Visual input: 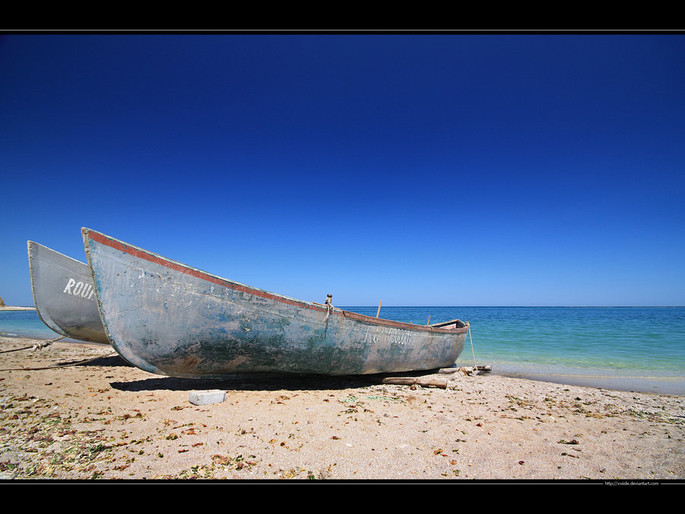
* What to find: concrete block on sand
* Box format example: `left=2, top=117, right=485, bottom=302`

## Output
left=189, top=390, right=226, bottom=405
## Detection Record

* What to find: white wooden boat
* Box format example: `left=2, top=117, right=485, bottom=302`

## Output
left=28, top=241, right=108, bottom=344
left=82, top=228, right=468, bottom=378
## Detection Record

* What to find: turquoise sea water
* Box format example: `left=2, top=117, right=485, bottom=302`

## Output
left=2, top=306, right=684, bottom=395
left=0, top=309, right=61, bottom=339
left=346, top=306, right=685, bottom=395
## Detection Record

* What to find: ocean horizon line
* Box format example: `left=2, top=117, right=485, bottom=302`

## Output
left=3, top=304, right=685, bottom=309
left=341, top=305, right=685, bottom=309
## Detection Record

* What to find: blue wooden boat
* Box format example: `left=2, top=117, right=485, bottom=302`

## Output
left=28, top=241, right=109, bottom=344
left=82, top=228, right=468, bottom=378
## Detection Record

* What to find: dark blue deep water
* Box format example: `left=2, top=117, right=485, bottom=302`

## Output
left=2, top=306, right=684, bottom=394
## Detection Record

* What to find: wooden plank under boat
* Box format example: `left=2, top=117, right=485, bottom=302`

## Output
left=82, top=228, right=469, bottom=378
left=27, top=241, right=109, bottom=344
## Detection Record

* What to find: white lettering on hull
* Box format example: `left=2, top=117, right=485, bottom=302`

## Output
left=363, top=326, right=414, bottom=346
left=63, top=278, right=95, bottom=300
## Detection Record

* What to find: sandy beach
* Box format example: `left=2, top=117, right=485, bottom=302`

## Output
left=0, top=335, right=683, bottom=482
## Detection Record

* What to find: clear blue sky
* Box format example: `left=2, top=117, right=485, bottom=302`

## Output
left=1, top=33, right=684, bottom=307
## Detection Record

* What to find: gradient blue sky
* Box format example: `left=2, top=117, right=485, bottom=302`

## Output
left=1, top=33, right=684, bottom=307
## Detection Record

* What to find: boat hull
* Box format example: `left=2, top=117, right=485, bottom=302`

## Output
left=28, top=241, right=109, bottom=344
left=82, top=229, right=468, bottom=378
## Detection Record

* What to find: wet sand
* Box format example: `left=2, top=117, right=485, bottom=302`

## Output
left=1, top=335, right=683, bottom=482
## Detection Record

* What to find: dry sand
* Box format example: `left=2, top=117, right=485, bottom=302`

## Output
left=1, top=335, right=683, bottom=482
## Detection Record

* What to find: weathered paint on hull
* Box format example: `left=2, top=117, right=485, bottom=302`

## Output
left=28, top=241, right=109, bottom=344
left=82, top=228, right=468, bottom=378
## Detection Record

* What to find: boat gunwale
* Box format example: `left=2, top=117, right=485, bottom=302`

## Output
left=27, top=240, right=75, bottom=339
left=28, top=241, right=86, bottom=267
left=82, top=228, right=467, bottom=336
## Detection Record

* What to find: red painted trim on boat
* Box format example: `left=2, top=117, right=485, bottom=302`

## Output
left=85, top=229, right=321, bottom=311
left=84, top=229, right=463, bottom=334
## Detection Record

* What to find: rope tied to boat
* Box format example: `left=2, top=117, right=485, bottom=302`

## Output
left=322, top=294, right=333, bottom=323
left=466, top=321, right=478, bottom=368
left=0, top=336, right=118, bottom=371
left=0, top=335, right=65, bottom=354
left=0, top=351, right=117, bottom=372
left=33, top=336, right=65, bottom=350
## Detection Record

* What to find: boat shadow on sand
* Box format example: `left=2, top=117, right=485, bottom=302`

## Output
left=109, top=374, right=378, bottom=393
left=78, top=354, right=422, bottom=392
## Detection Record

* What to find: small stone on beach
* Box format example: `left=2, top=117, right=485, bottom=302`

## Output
left=189, top=390, right=226, bottom=406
